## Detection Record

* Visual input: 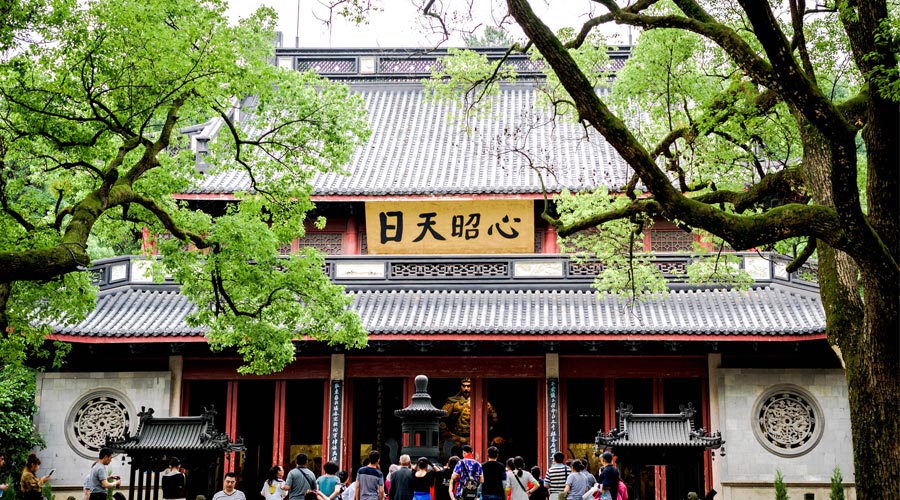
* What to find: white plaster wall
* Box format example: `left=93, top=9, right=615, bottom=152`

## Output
left=717, top=368, right=854, bottom=493
left=34, top=372, right=172, bottom=491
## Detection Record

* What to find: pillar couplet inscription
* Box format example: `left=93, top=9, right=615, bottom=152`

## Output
left=547, top=378, right=560, bottom=457
left=328, top=379, right=344, bottom=467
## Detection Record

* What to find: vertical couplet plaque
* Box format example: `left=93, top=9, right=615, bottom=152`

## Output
left=547, top=378, right=560, bottom=458
left=328, top=379, right=344, bottom=467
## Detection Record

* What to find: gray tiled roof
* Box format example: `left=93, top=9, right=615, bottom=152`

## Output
left=108, top=408, right=241, bottom=452
left=53, top=286, right=206, bottom=338
left=597, top=413, right=722, bottom=448
left=353, top=286, right=824, bottom=336
left=191, top=83, right=630, bottom=196
left=51, top=283, right=825, bottom=339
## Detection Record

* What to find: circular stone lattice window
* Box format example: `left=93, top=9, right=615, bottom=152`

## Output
left=752, top=384, right=824, bottom=457
left=65, top=389, right=135, bottom=459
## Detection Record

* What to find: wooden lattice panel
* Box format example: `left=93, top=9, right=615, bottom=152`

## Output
left=568, top=261, right=605, bottom=276
left=650, top=230, right=694, bottom=252
left=298, top=232, right=344, bottom=255
left=391, top=262, right=509, bottom=278
left=297, top=59, right=357, bottom=74
left=653, top=260, right=689, bottom=274
left=380, top=58, right=443, bottom=73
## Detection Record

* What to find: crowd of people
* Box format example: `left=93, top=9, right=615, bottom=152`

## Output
left=0, top=447, right=624, bottom=500
left=217, top=446, right=625, bottom=500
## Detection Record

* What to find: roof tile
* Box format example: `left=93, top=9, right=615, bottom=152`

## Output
left=191, top=84, right=630, bottom=196
left=52, top=284, right=825, bottom=339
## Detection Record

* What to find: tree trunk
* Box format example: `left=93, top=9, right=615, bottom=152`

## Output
left=848, top=269, right=900, bottom=500
left=800, top=113, right=900, bottom=500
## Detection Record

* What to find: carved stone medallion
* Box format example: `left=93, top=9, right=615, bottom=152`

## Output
left=752, top=384, right=824, bottom=457
left=66, top=389, right=134, bottom=459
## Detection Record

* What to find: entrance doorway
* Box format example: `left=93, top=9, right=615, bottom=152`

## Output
left=484, top=379, right=538, bottom=466
left=285, top=380, right=326, bottom=474
left=350, top=378, right=404, bottom=471
left=615, top=453, right=705, bottom=500
left=237, top=381, right=276, bottom=494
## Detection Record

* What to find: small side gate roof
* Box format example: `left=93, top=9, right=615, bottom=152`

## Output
left=107, top=407, right=243, bottom=453
left=596, top=403, right=723, bottom=450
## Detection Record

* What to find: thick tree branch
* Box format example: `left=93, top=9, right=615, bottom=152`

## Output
left=597, top=0, right=857, bottom=148
left=789, top=0, right=817, bottom=84
left=129, top=194, right=209, bottom=250
left=836, top=87, right=868, bottom=130
left=786, top=237, right=817, bottom=273
left=151, top=96, right=187, bottom=156
left=556, top=199, right=662, bottom=237
left=691, top=167, right=806, bottom=212
left=507, top=0, right=866, bottom=255
left=53, top=207, right=73, bottom=231
left=735, top=0, right=861, bottom=176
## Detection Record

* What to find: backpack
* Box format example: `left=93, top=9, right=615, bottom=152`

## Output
left=616, top=481, right=627, bottom=500
left=460, top=460, right=479, bottom=500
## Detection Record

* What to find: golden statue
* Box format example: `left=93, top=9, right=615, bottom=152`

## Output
left=440, top=378, right=501, bottom=450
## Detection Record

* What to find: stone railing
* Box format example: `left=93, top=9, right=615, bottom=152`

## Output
left=272, top=47, right=630, bottom=81
left=89, top=252, right=818, bottom=291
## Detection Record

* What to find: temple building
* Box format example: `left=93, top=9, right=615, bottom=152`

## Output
left=34, top=48, right=852, bottom=500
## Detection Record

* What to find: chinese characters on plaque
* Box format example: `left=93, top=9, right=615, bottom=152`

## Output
left=365, top=200, right=535, bottom=254
left=547, top=378, right=559, bottom=457
left=328, top=380, right=343, bottom=466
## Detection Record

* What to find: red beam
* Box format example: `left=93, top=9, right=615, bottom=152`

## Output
left=560, top=356, right=708, bottom=378
left=345, top=356, right=545, bottom=378
left=182, top=357, right=331, bottom=380
left=363, top=333, right=826, bottom=342
left=46, top=332, right=827, bottom=344
left=172, top=193, right=551, bottom=202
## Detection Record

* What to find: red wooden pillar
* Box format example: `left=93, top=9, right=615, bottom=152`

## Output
left=345, top=380, right=356, bottom=470
left=273, top=380, right=287, bottom=467
left=603, top=379, right=616, bottom=433
left=543, top=226, right=558, bottom=254
left=536, top=378, right=547, bottom=473
left=322, top=379, right=331, bottom=463
left=701, top=379, right=713, bottom=495
left=559, top=379, right=568, bottom=458
left=225, top=381, right=239, bottom=473
left=345, top=218, right=359, bottom=254
left=141, top=227, right=156, bottom=254
left=180, top=382, right=191, bottom=417
left=471, top=378, right=486, bottom=460
left=653, top=379, right=665, bottom=500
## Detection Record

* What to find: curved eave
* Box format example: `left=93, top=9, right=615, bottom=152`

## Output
left=599, top=440, right=723, bottom=449
left=173, top=192, right=559, bottom=202
left=47, top=331, right=826, bottom=344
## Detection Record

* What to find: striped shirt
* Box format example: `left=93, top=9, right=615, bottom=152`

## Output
left=544, top=464, right=571, bottom=495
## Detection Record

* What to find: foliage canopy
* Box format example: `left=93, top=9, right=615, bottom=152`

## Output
left=409, top=0, right=898, bottom=497
left=0, top=0, right=371, bottom=374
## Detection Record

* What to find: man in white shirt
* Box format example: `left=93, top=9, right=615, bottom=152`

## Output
left=213, top=473, right=247, bottom=500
